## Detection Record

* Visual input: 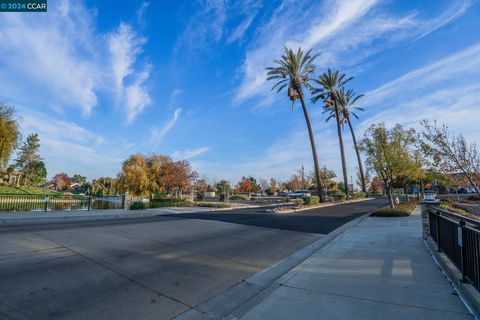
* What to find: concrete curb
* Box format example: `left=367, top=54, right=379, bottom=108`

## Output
left=425, top=237, right=480, bottom=319
left=0, top=210, right=159, bottom=222
left=0, top=203, right=287, bottom=221
left=272, top=197, right=374, bottom=214
left=172, top=209, right=374, bottom=320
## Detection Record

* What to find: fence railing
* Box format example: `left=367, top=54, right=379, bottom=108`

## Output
left=428, top=206, right=480, bottom=291
left=0, top=194, right=125, bottom=212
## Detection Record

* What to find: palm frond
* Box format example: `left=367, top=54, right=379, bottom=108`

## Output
left=265, top=46, right=319, bottom=106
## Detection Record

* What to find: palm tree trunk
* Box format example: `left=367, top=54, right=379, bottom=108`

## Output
left=346, top=116, right=366, bottom=193
left=298, top=91, right=323, bottom=201
left=334, top=103, right=349, bottom=200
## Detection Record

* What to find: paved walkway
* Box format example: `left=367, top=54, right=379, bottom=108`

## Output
left=240, top=208, right=473, bottom=320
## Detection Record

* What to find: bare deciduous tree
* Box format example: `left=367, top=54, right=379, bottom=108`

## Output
left=419, top=120, right=479, bottom=196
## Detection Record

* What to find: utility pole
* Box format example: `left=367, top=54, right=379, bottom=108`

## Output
left=301, top=164, right=305, bottom=190
left=350, top=175, right=353, bottom=194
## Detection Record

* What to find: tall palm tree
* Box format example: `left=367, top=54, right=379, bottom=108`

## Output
left=311, top=69, right=352, bottom=199
left=337, top=88, right=366, bottom=193
left=266, top=47, right=324, bottom=200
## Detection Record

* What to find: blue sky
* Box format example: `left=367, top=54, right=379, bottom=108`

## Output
left=1, top=0, right=479, bottom=184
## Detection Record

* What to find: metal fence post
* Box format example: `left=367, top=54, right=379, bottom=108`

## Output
left=44, top=196, right=49, bottom=212
left=459, top=220, right=467, bottom=282
left=436, top=211, right=441, bottom=252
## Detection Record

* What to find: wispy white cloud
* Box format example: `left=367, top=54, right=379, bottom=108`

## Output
left=227, top=15, right=255, bottom=44
left=136, top=1, right=150, bottom=27
left=108, top=22, right=152, bottom=124
left=108, top=23, right=146, bottom=98
left=175, top=0, right=262, bottom=51
left=289, top=0, right=378, bottom=50
left=235, top=0, right=380, bottom=102
left=0, top=0, right=152, bottom=122
left=124, top=64, right=152, bottom=124
left=413, top=0, right=473, bottom=40
left=0, top=2, right=99, bottom=115
left=365, top=43, right=480, bottom=106
left=149, top=108, right=182, bottom=143
left=172, top=146, right=211, bottom=160
left=17, top=107, right=135, bottom=179
left=175, top=0, right=226, bottom=52
left=361, top=43, right=480, bottom=142
left=235, top=0, right=473, bottom=104
left=20, top=111, right=105, bottom=145
left=171, top=88, right=183, bottom=99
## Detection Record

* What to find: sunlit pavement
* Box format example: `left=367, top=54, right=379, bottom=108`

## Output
left=0, top=210, right=319, bottom=319
left=239, top=208, right=473, bottom=320
left=0, top=206, right=225, bottom=220
left=0, top=199, right=388, bottom=319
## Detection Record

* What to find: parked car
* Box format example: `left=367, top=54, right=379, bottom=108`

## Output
left=458, top=188, right=469, bottom=194
left=277, top=191, right=288, bottom=197
left=289, top=190, right=311, bottom=199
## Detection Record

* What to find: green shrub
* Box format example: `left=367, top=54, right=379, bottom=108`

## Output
left=303, top=196, right=320, bottom=206
left=441, top=197, right=454, bottom=204
left=196, top=202, right=230, bottom=208
left=230, top=195, right=248, bottom=201
left=371, top=200, right=418, bottom=217
left=196, top=193, right=204, bottom=201
left=149, top=198, right=193, bottom=208
left=327, top=189, right=340, bottom=196
left=130, top=202, right=147, bottom=210
left=353, top=192, right=367, bottom=199
left=334, top=192, right=346, bottom=201
left=284, top=196, right=290, bottom=203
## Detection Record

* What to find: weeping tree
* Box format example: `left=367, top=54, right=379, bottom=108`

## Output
left=266, top=47, right=324, bottom=200
left=311, top=69, right=352, bottom=199
left=0, top=103, right=21, bottom=170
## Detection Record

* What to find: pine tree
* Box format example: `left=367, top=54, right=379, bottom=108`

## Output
left=15, top=133, right=42, bottom=186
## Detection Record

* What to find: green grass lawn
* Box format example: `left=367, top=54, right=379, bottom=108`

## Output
left=0, top=185, right=61, bottom=196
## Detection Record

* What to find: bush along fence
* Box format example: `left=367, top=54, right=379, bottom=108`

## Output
left=0, top=194, right=126, bottom=212
left=422, top=203, right=480, bottom=293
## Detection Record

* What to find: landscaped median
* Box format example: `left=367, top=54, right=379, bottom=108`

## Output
left=272, top=194, right=372, bottom=213
left=130, top=198, right=232, bottom=210
left=371, top=200, right=419, bottom=217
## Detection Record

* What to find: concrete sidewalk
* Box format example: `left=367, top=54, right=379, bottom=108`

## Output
left=239, top=208, right=473, bottom=319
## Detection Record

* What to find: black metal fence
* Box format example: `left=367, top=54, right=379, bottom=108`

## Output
left=0, top=194, right=125, bottom=212
left=428, top=206, right=480, bottom=291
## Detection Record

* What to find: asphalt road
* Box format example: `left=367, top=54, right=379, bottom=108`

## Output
left=168, top=197, right=388, bottom=234
left=0, top=198, right=387, bottom=320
